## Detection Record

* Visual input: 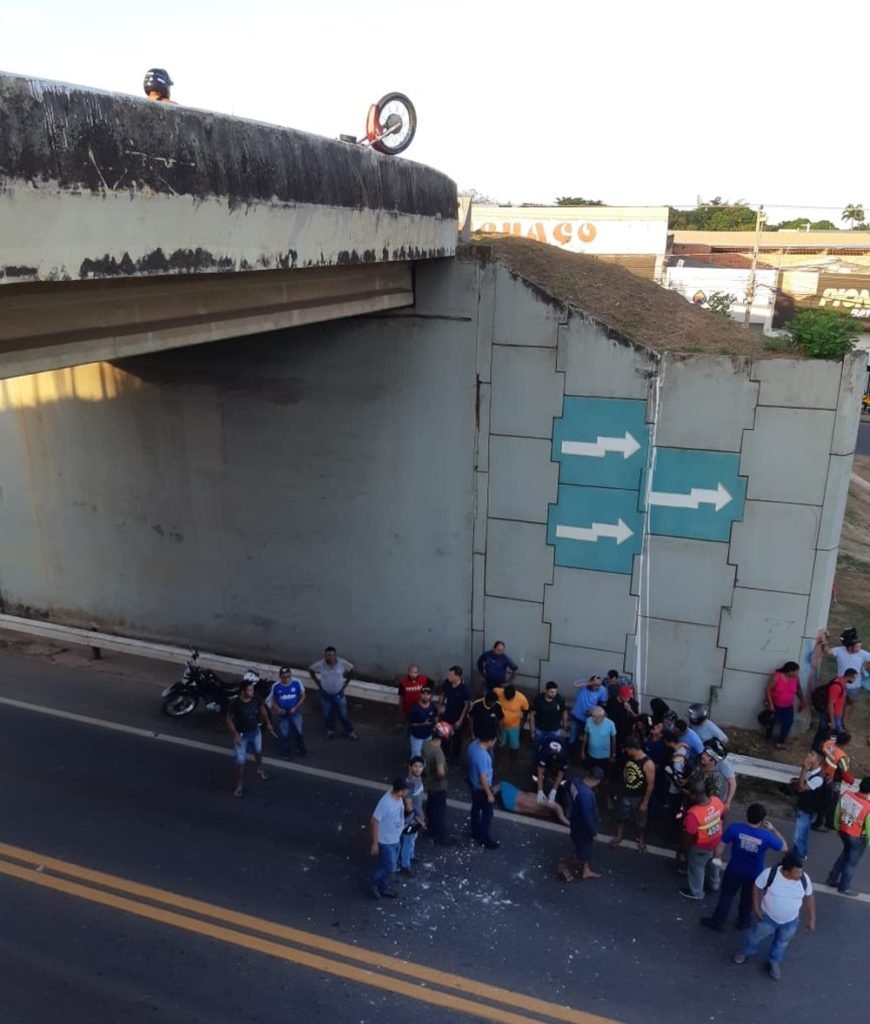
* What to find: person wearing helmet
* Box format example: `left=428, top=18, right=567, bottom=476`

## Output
left=691, top=739, right=737, bottom=813
left=534, top=736, right=570, bottom=807
left=143, top=68, right=175, bottom=103
left=423, top=722, right=452, bottom=845
left=688, top=703, right=729, bottom=747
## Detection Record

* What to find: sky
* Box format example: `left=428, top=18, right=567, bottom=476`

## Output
left=1, top=0, right=867, bottom=225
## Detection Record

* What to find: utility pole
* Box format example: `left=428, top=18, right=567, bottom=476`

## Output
left=743, top=205, right=765, bottom=327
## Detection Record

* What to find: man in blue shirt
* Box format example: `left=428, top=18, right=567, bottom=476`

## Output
left=467, top=736, right=498, bottom=849
left=700, top=803, right=786, bottom=931
left=268, top=667, right=307, bottom=756
left=477, top=641, right=518, bottom=693
left=568, top=675, right=608, bottom=752
left=558, top=766, right=603, bottom=881
left=407, top=686, right=437, bottom=758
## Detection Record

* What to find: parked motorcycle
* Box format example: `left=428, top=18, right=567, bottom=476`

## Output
left=161, top=650, right=268, bottom=718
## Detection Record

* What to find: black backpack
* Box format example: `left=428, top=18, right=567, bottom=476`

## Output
left=811, top=678, right=836, bottom=713
left=763, top=864, right=808, bottom=895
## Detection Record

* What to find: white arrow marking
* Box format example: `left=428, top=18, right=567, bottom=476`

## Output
left=561, top=431, right=641, bottom=461
left=555, top=519, right=634, bottom=545
left=648, top=482, right=732, bottom=512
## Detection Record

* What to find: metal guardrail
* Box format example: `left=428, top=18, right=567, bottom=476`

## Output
left=0, top=614, right=397, bottom=705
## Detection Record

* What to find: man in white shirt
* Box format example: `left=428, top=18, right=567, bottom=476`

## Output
left=733, top=853, right=815, bottom=980
left=309, top=645, right=358, bottom=740
left=823, top=630, right=870, bottom=694
left=369, top=777, right=409, bottom=899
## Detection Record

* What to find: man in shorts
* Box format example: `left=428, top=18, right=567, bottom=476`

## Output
left=494, top=682, right=529, bottom=770
left=610, top=737, right=655, bottom=853
left=226, top=678, right=276, bottom=797
left=558, top=767, right=603, bottom=881
left=496, top=781, right=569, bottom=826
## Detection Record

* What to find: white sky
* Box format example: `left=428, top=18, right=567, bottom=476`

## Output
left=1, top=0, right=867, bottom=225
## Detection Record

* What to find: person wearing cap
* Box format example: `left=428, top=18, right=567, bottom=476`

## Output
left=469, top=689, right=504, bottom=743
left=605, top=684, right=639, bottom=745
left=558, top=767, right=603, bottom=881
left=821, top=628, right=870, bottom=694
left=369, top=777, right=410, bottom=899
left=530, top=682, right=567, bottom=746
left=423, top=722, right=452, bottom=845
left=407, top=685, right=437, bottom=759
left=267, top=666, right=307, bottom=757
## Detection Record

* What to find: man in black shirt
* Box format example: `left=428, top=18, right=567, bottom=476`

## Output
left=469, top=690, right=504, bottom=742
left=226, top=678, right=276, bottom=797
left=530, top=682, right=567, bottom=746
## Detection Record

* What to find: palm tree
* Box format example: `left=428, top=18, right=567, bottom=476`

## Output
left=842, top=203, right=865, bottom=229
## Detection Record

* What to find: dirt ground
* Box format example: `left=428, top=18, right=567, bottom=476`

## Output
left=471, top=235, right=803, bottom=357
left=726, top=456, right=870, bottom=782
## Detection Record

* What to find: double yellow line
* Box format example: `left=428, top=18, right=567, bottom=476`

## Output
left=0, top=841, right=620, bottom=1024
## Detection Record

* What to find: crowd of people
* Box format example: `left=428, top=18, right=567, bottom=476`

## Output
left=222, top=634, right=870, bottom=981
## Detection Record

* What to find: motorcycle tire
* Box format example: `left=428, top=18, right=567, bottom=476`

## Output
left=163, top=692, right=198, bottom=717
left=371, top=92, right=417, bottom=155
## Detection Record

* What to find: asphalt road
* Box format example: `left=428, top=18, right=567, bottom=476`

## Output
left=0, top=643, right=868, bottom=1024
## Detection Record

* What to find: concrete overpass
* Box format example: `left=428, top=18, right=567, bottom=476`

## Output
left=0, top=71, right=457, bottom=378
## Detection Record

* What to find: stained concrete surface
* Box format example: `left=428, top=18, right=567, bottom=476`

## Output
left=0, top=642, right=867, bottom=1024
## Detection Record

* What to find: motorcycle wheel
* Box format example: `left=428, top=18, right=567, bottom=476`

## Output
left=371, top=92, right=417, bottom=155
left=163, top=692, right=198, bottom=717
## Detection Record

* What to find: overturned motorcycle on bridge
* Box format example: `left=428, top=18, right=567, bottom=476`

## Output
left=339, top=92, right=417, bottom=155
left=161, top=650, right=269, bottom=719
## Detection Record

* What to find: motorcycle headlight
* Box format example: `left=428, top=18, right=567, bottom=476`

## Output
left=161, top=686, right=172, bottom=697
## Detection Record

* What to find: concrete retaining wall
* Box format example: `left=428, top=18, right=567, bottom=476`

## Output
left=0, top=248, right=863, bottom=724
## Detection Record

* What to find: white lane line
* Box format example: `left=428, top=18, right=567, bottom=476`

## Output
left=1, top=694, right=867, bottom=905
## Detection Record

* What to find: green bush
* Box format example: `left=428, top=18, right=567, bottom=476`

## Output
left=783, top=308, right=859, bottom=360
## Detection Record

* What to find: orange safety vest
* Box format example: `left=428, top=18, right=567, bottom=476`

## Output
left=822, top=739, right=848, bottom=782
left=685, top=796, right=725, bottom=847
left=838, top=791, right=870, bottom=838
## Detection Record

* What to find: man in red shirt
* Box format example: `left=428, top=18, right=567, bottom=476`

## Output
left=811, top=670, right=854, bottom=750
left=679, top=781, right=726, bottom=900
left=397, top=664, right=430, bottom=719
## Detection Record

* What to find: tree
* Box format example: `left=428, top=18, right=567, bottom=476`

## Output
left=811, top=219, right=837, bottom=230
left=668, top=198, right=757, bottom=231
left=704, top=292, right=738, bottom=318
left=783, top=308, right=858, bottom=360
left=842, top=203, right=865, bottom=228
left=555, top=196, right=605, bottom=206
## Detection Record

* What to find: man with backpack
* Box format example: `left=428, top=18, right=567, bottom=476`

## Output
left=825, top=776, right=870, bottom=896
left=819, top=732, right=855, bottom=829
left=733, top=853, right=815, bottom=981
left=811, top=670, right=854, bottom=750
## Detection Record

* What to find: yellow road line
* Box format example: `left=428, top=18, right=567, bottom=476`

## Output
left=0, top=842, right=621, bottom=1024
